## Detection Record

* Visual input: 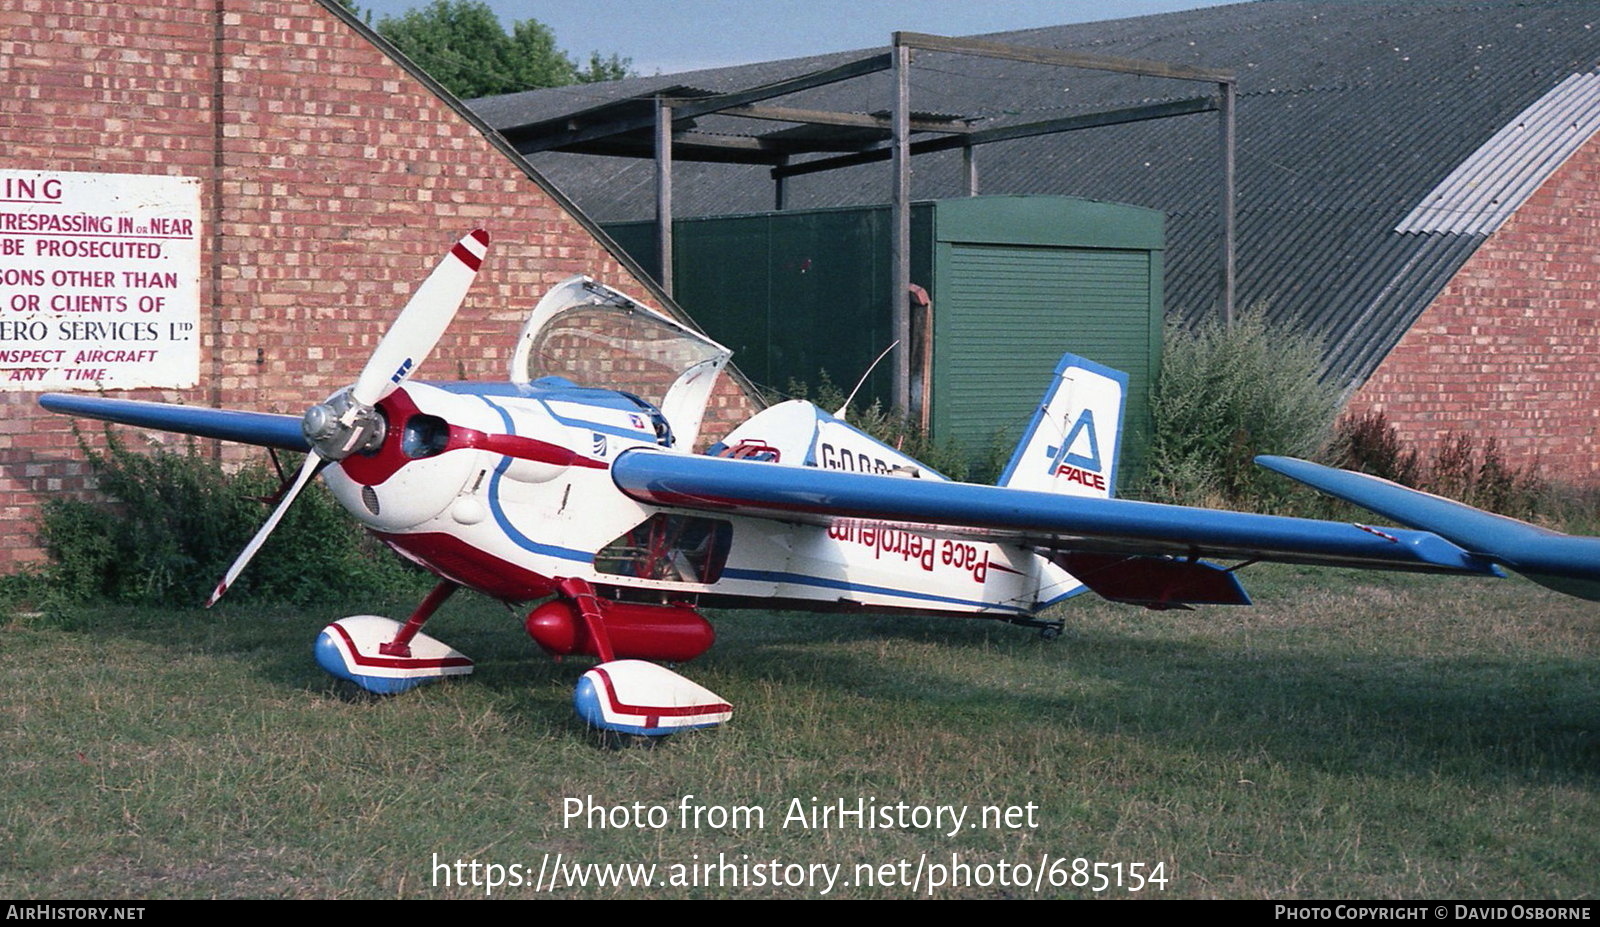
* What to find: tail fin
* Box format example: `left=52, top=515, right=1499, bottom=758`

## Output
left=998, top=353, right=1127, bottom=498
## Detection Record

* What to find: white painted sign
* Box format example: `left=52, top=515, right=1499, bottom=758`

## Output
left=0, top=170, right=200, bottom=390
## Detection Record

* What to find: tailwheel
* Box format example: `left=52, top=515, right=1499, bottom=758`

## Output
left=1004, top=614, right=1065, bottom=641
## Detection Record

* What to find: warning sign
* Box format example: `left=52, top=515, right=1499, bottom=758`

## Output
left=0, top=170, right=200, bottom=390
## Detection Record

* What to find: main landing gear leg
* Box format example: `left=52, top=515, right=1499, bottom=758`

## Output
left=554, top=576, right=616, bottom=662
left=545, top=578, right=733, bottom=738
left=380, top=580, right=459, bottom=657
left=313, top=580, right=474, bottom=694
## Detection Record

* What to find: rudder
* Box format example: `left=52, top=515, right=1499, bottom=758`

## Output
left=998, top=353, right=1127, bottom=498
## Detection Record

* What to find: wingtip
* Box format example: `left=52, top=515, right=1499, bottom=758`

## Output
left=1253, top=454, right=1301, bottom=472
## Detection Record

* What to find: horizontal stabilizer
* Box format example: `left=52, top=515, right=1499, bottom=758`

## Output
left=1258, top=455, right=1600, bottom=600
left=1052, top=552, right=1251, bottom=609
left=39, top=393, right=310, bottom=452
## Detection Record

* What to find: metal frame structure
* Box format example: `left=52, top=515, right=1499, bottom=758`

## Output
left=497, top=33, right=1237, bottom=414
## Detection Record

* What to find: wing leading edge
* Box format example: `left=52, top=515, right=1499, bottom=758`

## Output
left=39, top=393, right=310, bottom=452
left=612, top=449, right=1498, bottom=579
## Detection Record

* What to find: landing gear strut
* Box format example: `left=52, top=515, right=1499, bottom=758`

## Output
left=380, top=580, right=459, bottom=657
left=313, top=579, right=473, bottom=694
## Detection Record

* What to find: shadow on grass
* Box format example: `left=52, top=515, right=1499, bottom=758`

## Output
left=30, top=573, right=1600, bottom=787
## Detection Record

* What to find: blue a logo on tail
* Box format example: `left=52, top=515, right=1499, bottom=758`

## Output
left=1047, top=408, right=1102, bottom=471
left=1044, top=409, right=1106, bottom=492
left=1000, top=353, right=1126, bottom=498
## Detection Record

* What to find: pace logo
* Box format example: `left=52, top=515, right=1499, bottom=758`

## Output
left=1044, top=409, right=1106, bottom=491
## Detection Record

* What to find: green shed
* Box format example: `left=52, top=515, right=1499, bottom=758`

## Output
left=604, top=195, right=1163, bottom=485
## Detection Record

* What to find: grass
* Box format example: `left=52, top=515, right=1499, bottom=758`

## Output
left=2, top=568, right=1596, bottom=899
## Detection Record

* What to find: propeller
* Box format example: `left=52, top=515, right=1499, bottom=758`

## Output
left=205, top=229, right=491, bottom=607
left=205, top=452, right=325, bottom=607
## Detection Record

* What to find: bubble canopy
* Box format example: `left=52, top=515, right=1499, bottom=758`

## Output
left=509, top=275, right=733, bottom=449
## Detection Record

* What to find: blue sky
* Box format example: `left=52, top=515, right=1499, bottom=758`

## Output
left=350, top=1, right=1243, bottom=75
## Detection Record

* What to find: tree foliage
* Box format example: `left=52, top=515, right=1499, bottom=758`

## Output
left=362, top=0, right=634, bottom=98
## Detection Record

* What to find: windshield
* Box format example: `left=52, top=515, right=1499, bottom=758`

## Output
left=525, top=302, right=726, bottom=408
left=510, top=276, right=733, bottom=448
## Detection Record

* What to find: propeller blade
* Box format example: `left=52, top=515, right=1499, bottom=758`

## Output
left=205, top=452, right=326, bottom=608
left=351, top=229, right=490, bottom=408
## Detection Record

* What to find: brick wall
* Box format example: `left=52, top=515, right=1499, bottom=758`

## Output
left=1348, top=130, right=1600, bottom=484
left=0, top=0, right=755, bottom=571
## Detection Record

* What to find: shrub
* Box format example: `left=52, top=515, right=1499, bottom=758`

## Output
left=38, top=431, right=420, bottom=607
left=1142, top=307, right=1341, bottom=508
left=1327, top=411, right=1553, bottom=522
left=1327, top=409, right=1421, bottom=487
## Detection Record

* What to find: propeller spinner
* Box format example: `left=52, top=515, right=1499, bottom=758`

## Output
left=205, top=229, right=491, bottom=607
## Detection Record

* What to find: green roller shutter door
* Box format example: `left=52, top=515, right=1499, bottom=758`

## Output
left=934, top=243, right=1158, bottom=485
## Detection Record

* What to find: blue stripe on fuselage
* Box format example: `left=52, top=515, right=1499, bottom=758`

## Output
left=469, top=393, right=596, bottom=566
left=720, top=566, right=1033, bottom=613
left=429, top=379, right=660, bottom=442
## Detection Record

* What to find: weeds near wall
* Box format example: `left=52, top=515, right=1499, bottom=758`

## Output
left=1328, top=410, right=1557, bottom=523
left=1141, top=308, right=1341, bottom=508
left=1326, top=409, right=1421, bottom=487
left=35, top=430, right=420, bottom=609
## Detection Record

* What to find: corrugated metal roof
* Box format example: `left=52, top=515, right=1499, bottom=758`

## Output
left=1398, top=72, right=1600, bottom=234
left=472, top=0, right=1600, bottom=389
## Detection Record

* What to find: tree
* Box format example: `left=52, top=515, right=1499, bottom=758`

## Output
left=372, top=1, right=633, bottom=99
left=330, top=0, right=373, bottom=25
left=577, top=51, right=633, bottom=84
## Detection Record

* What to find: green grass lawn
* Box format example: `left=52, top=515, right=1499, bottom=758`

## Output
left=3, top=566, right=1595, bottom=898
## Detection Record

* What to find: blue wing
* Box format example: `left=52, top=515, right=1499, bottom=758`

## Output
left=39, top=393, right=310, bottom=452
left=1258, top=455, right=1600, bottom=601
left=611, top=449, right=1497, bottom=609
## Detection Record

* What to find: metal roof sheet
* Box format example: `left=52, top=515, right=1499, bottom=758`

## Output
left=473, top=0, right=1600, bottom=389
left=1398, top=72, right=1600, bottom=234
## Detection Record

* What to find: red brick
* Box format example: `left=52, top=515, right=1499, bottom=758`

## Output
left=0, top=0, right=757, bottom=572
left=1350, top=130, right=1600, bottom=483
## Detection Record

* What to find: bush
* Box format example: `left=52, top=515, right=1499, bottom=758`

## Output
left=1142, top=307, right=1341, bottom=508
left=38, top=431, right=420, bottom=608
left=1327, top=409, right=1421, bottom=487
left=1328, top=411, right=1550, bottom=522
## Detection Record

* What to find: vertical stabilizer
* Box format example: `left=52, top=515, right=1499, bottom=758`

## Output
left=998, top=353, right=1127, bottom=498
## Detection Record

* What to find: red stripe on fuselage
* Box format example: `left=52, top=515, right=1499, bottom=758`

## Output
left=338, top=387, right=606, bottom=486
left=455, top=430, right=609, bottom=470
left=375, top=530, right=558, bottom=601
